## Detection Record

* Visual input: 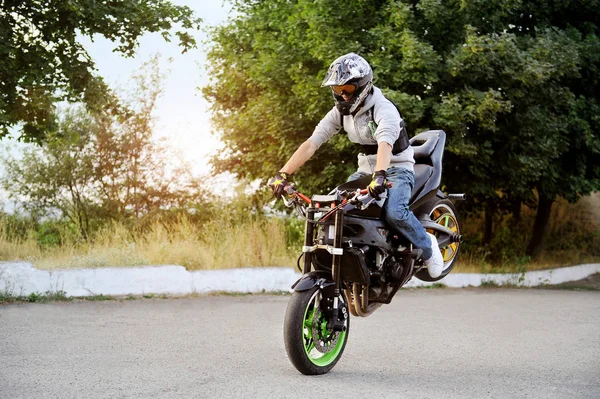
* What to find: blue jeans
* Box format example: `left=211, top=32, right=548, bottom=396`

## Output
left=347, top=167, right=432, bottom=259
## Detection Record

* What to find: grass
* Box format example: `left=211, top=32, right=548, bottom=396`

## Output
left=416, top=283, right=447, bottom=289
left=451, top=253, right=600, bottom=274
left=0, top=290, right=128, bottom=303
left=452, top=195, right=600, bottom=274
left=0, top=194, right=598, bottom=273
left=0, top=215, right=297, bottom=271
left=541, top=285, right=600, bottom=291
left=0, top=289, right=71, bottom=303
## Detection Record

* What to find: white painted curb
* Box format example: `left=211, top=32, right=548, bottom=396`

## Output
left=406, top=263, right=600, bottom=288
left=1, top=262, right=599, bottom=297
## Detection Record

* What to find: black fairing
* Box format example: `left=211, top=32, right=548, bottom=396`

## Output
left=292, top=270, right=335, bottom=292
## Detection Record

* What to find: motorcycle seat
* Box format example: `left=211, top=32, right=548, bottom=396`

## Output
left=412, top=164, right=433, bottom=201
left=409, top=130, right=444, bottom=203
left=411, top=131, right=440, bottom=162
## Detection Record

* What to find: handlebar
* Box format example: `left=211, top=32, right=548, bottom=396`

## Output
left=281, top=182, right=392, bottom=222
left=283, top=185, right=311, bottom=204
left=295, top=192, right=312, bottom=204
left=284, top=182, right=392, bottom=204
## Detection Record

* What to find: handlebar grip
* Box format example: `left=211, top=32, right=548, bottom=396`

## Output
left=360, top=183, right=391, bottom=195
left=282, top=184, right=311, bottom=204
left=297, top=192, right=311, bottom=204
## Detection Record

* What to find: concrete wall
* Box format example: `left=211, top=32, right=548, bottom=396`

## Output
left=1, top=262, right=599, bottom=297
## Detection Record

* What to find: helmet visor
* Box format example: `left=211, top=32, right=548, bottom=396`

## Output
left=331, top=84, right=357, bottom=96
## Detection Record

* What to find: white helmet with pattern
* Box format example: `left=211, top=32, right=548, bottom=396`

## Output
left=321, top=53, right=373, bottom=115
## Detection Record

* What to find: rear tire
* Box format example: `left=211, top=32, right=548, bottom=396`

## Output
left=416, top=198, right=461, bottom=282
left=283, top=287, right=349, bottom=375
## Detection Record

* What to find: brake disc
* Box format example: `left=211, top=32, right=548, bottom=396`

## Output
left=311, top=308, right=340, bottom=353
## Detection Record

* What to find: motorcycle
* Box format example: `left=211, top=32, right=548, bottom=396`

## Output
left=279, top=130, right=465, bottom=375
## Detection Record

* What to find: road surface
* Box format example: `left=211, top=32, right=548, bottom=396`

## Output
left=1, top=288, right=599, bottom=398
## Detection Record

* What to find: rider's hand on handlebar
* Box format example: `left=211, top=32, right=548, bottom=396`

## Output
left=367, top=170, right=388, bottom=200
left=268, top=171, right=292, bottom=198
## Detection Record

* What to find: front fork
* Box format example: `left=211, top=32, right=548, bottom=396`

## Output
left=328, top=210, right=345, bottom=331
left=302, top=208, right=315, bottom=275
left=300, top=207, right=346, bottom=332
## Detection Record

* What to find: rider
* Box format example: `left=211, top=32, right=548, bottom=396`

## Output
left=268, top=53, right=444, bottom=278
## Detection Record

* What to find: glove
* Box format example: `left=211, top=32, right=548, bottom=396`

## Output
left=368, top=170, right=388, bottom=200
left=268, top=171, right=292, bottom=198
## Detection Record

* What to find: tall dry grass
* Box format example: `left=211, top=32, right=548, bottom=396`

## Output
left=0, top=228, right=42, bottom=262
left=0, top=215, right=297, bottom=270
left=1, top=193, right=598, bottom=272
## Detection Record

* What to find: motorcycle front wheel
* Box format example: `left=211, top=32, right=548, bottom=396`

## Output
left=283, top=286, right=349, bottom=375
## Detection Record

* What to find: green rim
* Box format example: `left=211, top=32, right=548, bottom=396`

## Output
left=301, top=291, right=347, bottom=367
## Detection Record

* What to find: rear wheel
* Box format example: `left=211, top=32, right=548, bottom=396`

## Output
left=416, top=198, right=461, bottom=282
left=283, top=287, right=349, bottom=375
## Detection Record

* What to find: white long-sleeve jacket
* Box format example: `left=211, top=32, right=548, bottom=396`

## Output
left=308, top=86, right=415, bottom=175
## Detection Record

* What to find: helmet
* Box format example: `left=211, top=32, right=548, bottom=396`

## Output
left=321, top=53, right=373, bottom=115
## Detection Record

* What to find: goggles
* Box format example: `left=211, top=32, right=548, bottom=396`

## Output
left=331, top=84, right=357, bottom=96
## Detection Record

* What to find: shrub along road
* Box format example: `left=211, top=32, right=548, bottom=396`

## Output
left=1, top=289, right=599, bottom=398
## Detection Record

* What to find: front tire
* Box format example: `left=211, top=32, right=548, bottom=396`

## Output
left=283, top=287, right=349, bottom=375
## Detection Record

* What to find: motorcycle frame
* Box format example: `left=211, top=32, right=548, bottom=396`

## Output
left=298, top=202, right=416, bottom=320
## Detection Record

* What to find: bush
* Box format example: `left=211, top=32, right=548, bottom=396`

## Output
left=284, top=217, right=305, bottom=251
left=458, top=197, right=600, bottom=272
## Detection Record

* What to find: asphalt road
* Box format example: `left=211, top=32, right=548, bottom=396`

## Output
left=1, top=289, right=599, bottom=399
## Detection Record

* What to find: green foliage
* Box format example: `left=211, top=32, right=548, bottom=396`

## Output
left=283, top=216, right=305, bottom=251
left=547, top=220, right=600, bottom=256
left=34, top=221, right=63, bottom=249
left=1, top=112, right=99, bottom=239
left=204, top=0, right=600, bottom=255
left=0, top=290, right=70, bottom=303
left=479, top=280, right=500, bottom=288
left=416, top=282, right=447, bottom=289
left=0, top=0, right=201, bottom=142
left=460, top=197, right=600, bottom=272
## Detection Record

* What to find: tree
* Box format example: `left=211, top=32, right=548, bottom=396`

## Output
left=433, top=24, right=599, bottom=253
left=203, top=0, right=384, bottom=193
left=92, top=57, right=205, bottom=223
left=433, top=6, right=600, bottom=256
left=1, top=110, right=98, bottom=239
left=203, top=0, right=600, bottom=257
left=1, top=58, right=205, bottom=240
left=0, top=0, right=201, bottom=142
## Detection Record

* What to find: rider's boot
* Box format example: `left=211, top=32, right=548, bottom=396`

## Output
left=424, top=233, right=444, bottom=278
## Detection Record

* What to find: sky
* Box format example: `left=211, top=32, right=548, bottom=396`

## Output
left=79, top=0, right=233, bottom=176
